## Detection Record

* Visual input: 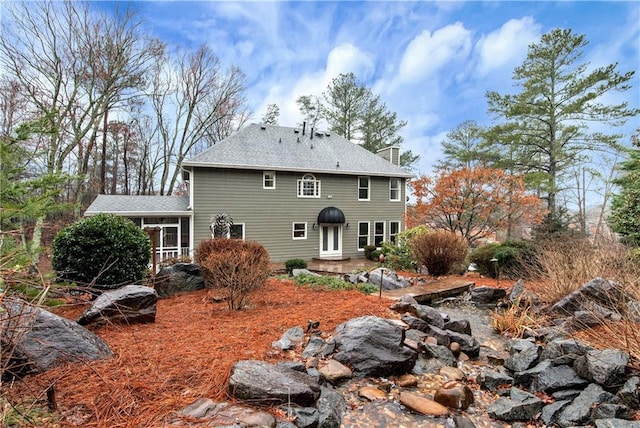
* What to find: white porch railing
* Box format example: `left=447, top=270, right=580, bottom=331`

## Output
left=155, top=247, right=191, bottom=262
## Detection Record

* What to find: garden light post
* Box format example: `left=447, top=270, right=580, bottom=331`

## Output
left=490, top=257, right=500, bottom=287
left=378, top=253, right=385, bottom=299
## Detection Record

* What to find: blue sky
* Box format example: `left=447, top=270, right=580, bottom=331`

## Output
left=99, top=1, right=639, bottom=175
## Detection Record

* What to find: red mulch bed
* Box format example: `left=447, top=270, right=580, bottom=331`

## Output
left=7, top=278, right=394, bottom=427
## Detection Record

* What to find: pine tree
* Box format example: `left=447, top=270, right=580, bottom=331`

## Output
left=609, top=131, right=640, bottom=246
left=487, top=28, right=638, bottom=228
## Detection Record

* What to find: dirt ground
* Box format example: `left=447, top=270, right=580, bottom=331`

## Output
left=15, top=273, right=637, bottom=427
left=7, top=277, right=405, bottom=427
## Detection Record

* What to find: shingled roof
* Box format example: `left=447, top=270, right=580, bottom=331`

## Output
left=183, top=123, right=413, bottom=178
left=85, top=195, right=190, bottom=216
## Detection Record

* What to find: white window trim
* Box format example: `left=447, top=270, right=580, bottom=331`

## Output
left=358, top=176, right=370, bottom=201
left=228, top=223, right=245, bottom=240
left=263, top=171, right=276, bottom=189
left=357, top=221, right=370, bottom=251
left=389, top=221, right=401, bottom=244
left=297, top=173, right=321, bottom=198
left=292, top=222, right=307, bottom=240
left=389, top=178, right=401, bottom=201
left=373, top=221, right=386, bottom=248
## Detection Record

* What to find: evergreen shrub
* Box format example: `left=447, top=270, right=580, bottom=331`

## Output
left=51, top=214, right=151, bottom=288
left=284, top=258, right=307, bottom=274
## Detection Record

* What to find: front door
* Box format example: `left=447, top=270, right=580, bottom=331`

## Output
left=320, top=224, right=342, bottom=258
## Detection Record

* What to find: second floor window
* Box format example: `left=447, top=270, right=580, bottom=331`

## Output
left=358, top=176, right=370, bottom=200
left=263, top=171, right=276, bottom=189
left=297, top=173, right=320, bottom=198
left=390, top=178, right=401, bottom=201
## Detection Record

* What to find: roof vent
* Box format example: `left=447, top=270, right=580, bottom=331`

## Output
left=260, top=125, right=266, bottom=130
left=336, top=161, right=340, bottom=168
left=278, top=138, right=282, bottom=143
left=294, top=129, right=299, bottom=134
left=297, top=137, right=300, bottom=143
left=325, top=132, right=330, bottom=137
left=310, top=143, right=314, bottom=149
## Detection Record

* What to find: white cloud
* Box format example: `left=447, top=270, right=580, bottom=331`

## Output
left=396, top=22, right=472, bottom=85
left=254, top=43, right=374, bottom=127
left=326, top=43, right=375, bottom=81
left=475, top=16, right=541, bottom=76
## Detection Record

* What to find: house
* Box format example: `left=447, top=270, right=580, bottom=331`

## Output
left=85, top=123, right=413, bottom=263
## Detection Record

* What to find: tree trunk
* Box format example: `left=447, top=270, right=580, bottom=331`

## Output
left=100, top=108, right=109, bottom=194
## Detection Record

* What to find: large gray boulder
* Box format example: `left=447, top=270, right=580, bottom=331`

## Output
left=154, top=263, right=205, bottom=298
left=272, top=326, right=305, bottom=351
left=530, top=364, right=589, bottom=393
left=410, top=303, right=446, bottom=329
left=446, top=330, right=480, bottom=358
left=574, top=348, right=629, bottom=389
left=540, top=338, right=592, bottom=365
left=470, top=286, right=507, bottom=305
left=317, top=386, right=346, bottom=428
left=556, top=383, right=616, bottom=427
left=331, top=316, right=417, bottom=377
left=228, top=360, right=321, bottom=406
left=368, top=268, right=409, bottom=290
left=504, top=344, right=541, bottom=372
left=617, top=376, right=640, bottom=409
left=549, top=277, right=626, bottom=315
left=77, top=285, right=157, bottom=326
left=1, top=298, right=113, bottom=376
left=179, top=398, right=276, bottom=427
left=478, top=367, right=514, bottom=392
left=487, top=387, right=544, bottom=422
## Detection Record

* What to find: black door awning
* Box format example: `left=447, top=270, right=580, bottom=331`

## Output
left=317, top=206, right=345, bottom=224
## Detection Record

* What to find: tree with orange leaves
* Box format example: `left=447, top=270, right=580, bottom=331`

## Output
left=407, top=167, right=545, bottom=245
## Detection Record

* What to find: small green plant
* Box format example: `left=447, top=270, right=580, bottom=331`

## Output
left=363, top=245, right=377, bottom=260
left=381, top=225, right=430, bottom=271
left=197, top=239, right=270, bottom=310
left=467, top=243, right=500, bottom=277
left=356, top=282, right=379, bottom=295
left=0, top=397, right=58, bottom=427
left=292, top=273, right=376, bottom=294
left=468, top=240, right=540, bottom=279
left=410, top=230, right=468, bottom=276
left=284, top=258, right=307, bottom=274
left=51, top=214, right=151, bottom=289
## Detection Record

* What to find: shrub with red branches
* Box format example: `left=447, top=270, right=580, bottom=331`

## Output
left=196, top=239, right=270, bottom=310
left=410, top=231, right=468, bottom=276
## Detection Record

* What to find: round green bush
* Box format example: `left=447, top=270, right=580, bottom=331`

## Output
left=468, top=240, right=540, bottom=279
left=285, top=258, right=308, bottom=274
left=52, top=214, right=151, bottom=287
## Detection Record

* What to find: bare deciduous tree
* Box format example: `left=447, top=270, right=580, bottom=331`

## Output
left=149, top=45, right=248, bottom=195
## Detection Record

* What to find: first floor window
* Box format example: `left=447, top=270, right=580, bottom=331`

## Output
left=374, top=221, right=385, bottom=247
left=292, top=222, right=307, bottom=239
left=389, top=221, right=400, bottom=244
left=263, top=171, right=276, bottom=189
left=229, top=224, right=245, bottom=240
left=358, top=222, right=369, bottom=250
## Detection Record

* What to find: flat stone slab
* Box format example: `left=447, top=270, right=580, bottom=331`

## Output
left=381, top=278, right=475, bottom=303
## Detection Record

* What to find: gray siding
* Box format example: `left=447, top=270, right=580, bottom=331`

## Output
left=191, top=167, right=405, bottom=262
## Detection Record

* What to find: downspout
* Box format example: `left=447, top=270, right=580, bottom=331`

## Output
left=181, top=166, right=195, bottom=260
